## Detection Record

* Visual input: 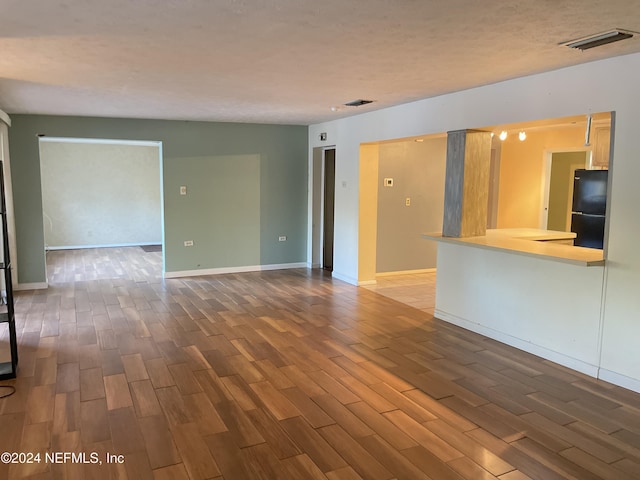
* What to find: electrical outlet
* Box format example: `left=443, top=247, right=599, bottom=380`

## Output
left=279, top=236, right=287, bottom=242
left=184, top=240, right=194, bottom=247
left=180, top=185, right=187, bottom=195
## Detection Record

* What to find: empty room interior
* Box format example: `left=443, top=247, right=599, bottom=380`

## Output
left=2, top=2, right=640, bottom=479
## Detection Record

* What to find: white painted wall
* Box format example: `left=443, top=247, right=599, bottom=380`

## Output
left=435, top=243, right=605, bottom=376
left=308, top=52, right=640, bottom=392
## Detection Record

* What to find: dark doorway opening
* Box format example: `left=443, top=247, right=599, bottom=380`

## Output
left=323, top=149, right=335, bottom=271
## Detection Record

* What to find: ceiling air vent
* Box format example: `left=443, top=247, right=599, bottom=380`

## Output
left=344, top=99, right=374, bottom=107
left=562, top=29, right=635, bottom=51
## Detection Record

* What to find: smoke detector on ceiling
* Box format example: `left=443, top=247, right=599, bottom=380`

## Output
left=562, top=29, right=636, bottom=51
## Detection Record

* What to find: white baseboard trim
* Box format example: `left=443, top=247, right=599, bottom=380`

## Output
left=597, top=368, right=640, bottom=394
left=434, top=309, right=599, bottom=378
left=164, top=262, right=307, bottom=279
left=47, top=242, right=161, bottom=251
left=330, top=271, right=358, bottom=286
left=309, top=263, right=321, bottom=268
left=15, top=282, right=49, bottom=291
left=376, top=268, right=436, bottom=277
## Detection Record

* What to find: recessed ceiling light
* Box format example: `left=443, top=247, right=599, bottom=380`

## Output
left=562, top=29, right=635, bottom=51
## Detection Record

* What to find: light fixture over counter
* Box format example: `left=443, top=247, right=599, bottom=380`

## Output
left=495, top=130, right=527, bottom=142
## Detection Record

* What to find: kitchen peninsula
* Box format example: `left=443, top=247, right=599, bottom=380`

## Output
left=422, top=126, right=611, bottom=380
left=424, top=228, right=606, bottom=378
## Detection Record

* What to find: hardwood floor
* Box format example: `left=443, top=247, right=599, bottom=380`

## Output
left=1, top=247, right=639, bottom=479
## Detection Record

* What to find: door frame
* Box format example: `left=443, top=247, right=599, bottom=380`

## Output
left=37, top=136, right=165, bottom=282
left=322, top=148, right=336, bottom=271
left=311, top=146, right=336, bottom=270
left=540, top=148, right=590, bottom=229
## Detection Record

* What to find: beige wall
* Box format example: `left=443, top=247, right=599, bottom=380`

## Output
left=376, top=137, right=446, bottom=273
left=547, top=152, right=587, bottom=231
left=358, top=144, right=379, bottom=283
left=496, top=127, right=587, bottom=228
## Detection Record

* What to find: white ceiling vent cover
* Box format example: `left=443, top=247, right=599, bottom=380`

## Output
left=562, top=29, right=636, bottom=50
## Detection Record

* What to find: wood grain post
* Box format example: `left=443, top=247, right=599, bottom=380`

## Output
left=442, top=129, right=492, bottom=237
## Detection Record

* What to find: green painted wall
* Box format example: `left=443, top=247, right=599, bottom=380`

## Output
left=164, top=154, right=261, bottom=271
left=8, top=115, right=308, bottom=283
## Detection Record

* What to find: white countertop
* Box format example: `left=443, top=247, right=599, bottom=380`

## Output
left=422, top=228, right=604, bottom=266
left=494, top=228, right=576, bottom=241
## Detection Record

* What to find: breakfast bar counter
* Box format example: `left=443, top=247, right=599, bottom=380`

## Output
left=422, top=227, right=607, bottom=378
left=422, top=228, right=604, bottom=266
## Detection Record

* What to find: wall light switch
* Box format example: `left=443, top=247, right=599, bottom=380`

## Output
left=405, top=197, right=411, bottom=206
left=384, top=178, right=393, bottom=187
left=180, top=186, right=187, bottom=195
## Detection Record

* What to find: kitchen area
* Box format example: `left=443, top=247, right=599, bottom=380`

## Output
left=486, top=111, right=611, bottom=252
left=423, top=111, right=613, bottom=381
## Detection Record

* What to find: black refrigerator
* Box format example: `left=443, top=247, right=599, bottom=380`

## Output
left=570, top=169, right=608, bottom=249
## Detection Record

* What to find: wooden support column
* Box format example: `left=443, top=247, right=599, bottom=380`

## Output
left=442, top=129, right=492, bottom=237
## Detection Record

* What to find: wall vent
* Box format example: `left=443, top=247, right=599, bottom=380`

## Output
left=562, top=29, right=635, bottom=51
left=344, top=99, right=374, bottom=107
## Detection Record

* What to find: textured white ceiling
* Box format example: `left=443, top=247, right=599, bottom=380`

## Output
left=1, top=0, right=639, bottom=125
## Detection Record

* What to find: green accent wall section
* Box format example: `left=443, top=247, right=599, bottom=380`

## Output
left=164, top=155, right=260, bottom=271
left=8, top=115, right=308, bottom=283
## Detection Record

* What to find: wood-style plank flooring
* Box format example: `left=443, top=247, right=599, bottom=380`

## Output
left=1, top=247, right=640, bottom=479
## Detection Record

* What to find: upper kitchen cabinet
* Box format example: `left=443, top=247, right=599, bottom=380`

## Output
left=592, top=125, right=611, bottom=168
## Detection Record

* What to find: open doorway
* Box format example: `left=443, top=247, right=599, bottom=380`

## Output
left=542, top=151, right=589, bottom=231
left=323, top=149, right=335, bottom=272
left=38, top=137, right=164, bottom=282
left=311, top=147, right=336, bottom=272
